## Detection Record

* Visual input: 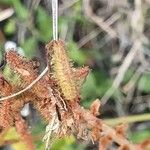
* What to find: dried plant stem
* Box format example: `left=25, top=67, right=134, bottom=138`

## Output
left=123, top=65, right=144, bottom=93
left=101, top=40, right=141, bottom=104
left=0, top=8, right=14, bottom=22
left=100, top=0, right=144, bottom=105
left=78, top=13, right=120, bottom=48
left=104, top=113, right=150, bottom=126
left=44, top=112, right=58, bottom=150
left=59, top=0, right=80, bottom=15
left=72, top=103, right=136, bottom=149
left=83, top=0, right=117, bottom=38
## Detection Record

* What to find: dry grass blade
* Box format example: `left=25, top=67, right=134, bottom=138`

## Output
left=0, top=8, right=14, bottom=22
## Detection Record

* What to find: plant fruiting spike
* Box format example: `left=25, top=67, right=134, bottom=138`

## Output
left=46, top=40, right=79, bottom=101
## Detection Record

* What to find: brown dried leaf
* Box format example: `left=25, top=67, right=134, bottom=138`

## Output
left=115, top=124, right=128, bottom=137
left=90, top=99, right=101, bottom=116
left=99, top=135, right=112, bottom=150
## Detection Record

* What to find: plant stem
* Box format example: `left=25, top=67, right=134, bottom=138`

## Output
left=104, top=113, right=150, bottom=126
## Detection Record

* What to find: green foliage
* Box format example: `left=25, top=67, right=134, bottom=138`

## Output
left=4, top=19, right=16, bottom=35
left=52, top=136, right=86, bottom=150
left=36, top=6, right=52, bottom=42
left=81, top=72, right=98, bottom=107
left=21, top=37, right=37, bottom=58
left=32, top=121, right=45, bottom=136
left=3, top=65, right=21, bottom=85
left=123, top=69, right=134, bottom=84
left=129, top=130, right=150, bottom=143
left=0, top=0, right=13, bottom=5
left=0, top=127, right=27, bottom=150
left=52, top=136, right=75, bottom=150
left=0, top=0, right=29, bottom=20
left=138, top=74, right=150, bottom=93
left=68, top=41, right=87, bottom=65
left=81, top=71, right=111, bottom=107
left=32, top=121, right=46, bottom=150
left=12, top=0, right=29, bottom=21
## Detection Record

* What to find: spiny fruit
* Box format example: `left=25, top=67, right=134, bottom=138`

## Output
left=46, top=40, right=79, bottom=101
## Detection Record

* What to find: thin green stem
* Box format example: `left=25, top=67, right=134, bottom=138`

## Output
left=104, top=113, right=150, bottom=126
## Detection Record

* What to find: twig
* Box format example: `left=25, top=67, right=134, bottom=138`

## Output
left=30, top=0, right=41, bottom=11
left=59, top=0, right=80, bottom=15
left=101, top=41, right=141, bottom=104
left=0, top=8, right=14, bottom=22
left=104, top=113, right=150, bottom=126
left=43, top=112, right=59, bottom=150
left=78, top=13, right=120, bottom=48
left=76, top=104, right=136, bottom=149
left=101, top=0, right=144, bottom=104
left=83, top=0, right=117, bottom=38
left=123, top=65, right=144, bottom=94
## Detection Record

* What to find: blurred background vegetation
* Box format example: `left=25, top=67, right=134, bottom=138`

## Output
left=0, top=0, right=150, bottom=149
